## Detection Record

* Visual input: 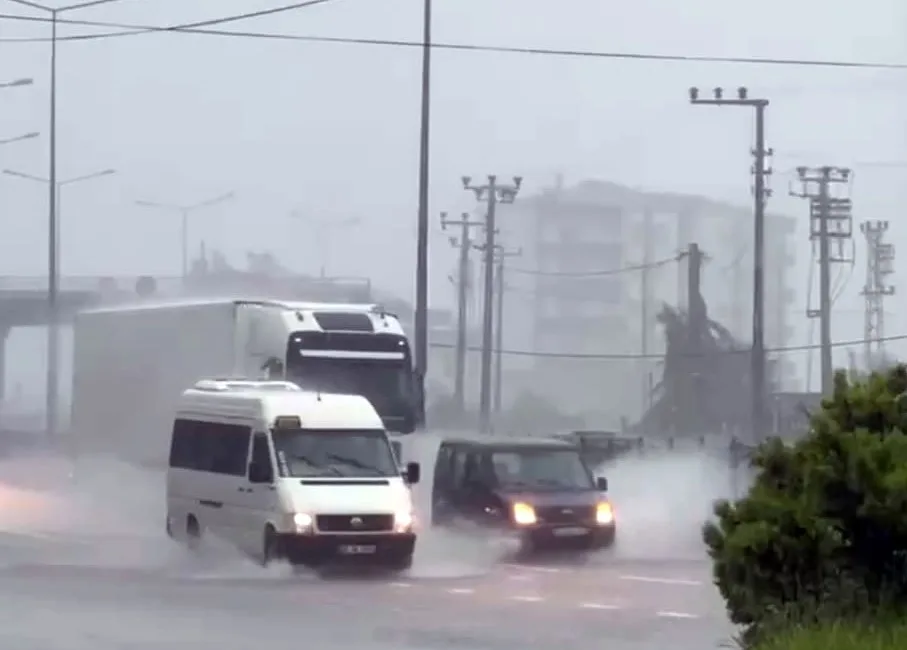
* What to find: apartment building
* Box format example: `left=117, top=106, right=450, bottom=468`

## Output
left=501, top=178, right=798, bottom=423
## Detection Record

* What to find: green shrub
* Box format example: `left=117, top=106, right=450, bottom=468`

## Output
left=703, top=365, right=907, bottom=644
left=755, top=618, right=907, bottom=650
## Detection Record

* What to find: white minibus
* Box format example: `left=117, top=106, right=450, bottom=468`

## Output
left=166, top=379, right=421, bottom=570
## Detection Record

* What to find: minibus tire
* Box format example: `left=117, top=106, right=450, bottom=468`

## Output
left=186, top=515, right=202, bottom=551
left=261, top=526, right=280, bottom=567
left=389, top=553, right=413, bottom=572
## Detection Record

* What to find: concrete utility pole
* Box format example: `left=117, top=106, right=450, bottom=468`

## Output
left=860, top=220, right=895, bottom=367
left=135, top=192, right=235, bottom=278
left=689, top=85, right=772, bottom=440
left=462, top=174, right=522, bottom=432
left=791, top=166, right=853, bottom=394
left=440, top=211, right=484, bottom=412
left=640, top=209, right=655, bottom=413
left=491, top=245, right=522, bottom=414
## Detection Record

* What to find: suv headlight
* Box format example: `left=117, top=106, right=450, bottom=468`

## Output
left=512, top=502, right=537, bottom=526
left=595, top=501, right=614, bottom=525
left=394, top=510, right=414, bottom=532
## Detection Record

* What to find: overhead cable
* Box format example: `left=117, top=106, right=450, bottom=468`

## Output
left=508, top=254, right=680, bottom=278
left=0, top=10, right=905, bottom=70
left=429, top=333, right=907, bottom=360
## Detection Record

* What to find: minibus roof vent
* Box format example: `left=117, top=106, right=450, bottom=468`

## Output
left=193, top=379, right=302, bottom=392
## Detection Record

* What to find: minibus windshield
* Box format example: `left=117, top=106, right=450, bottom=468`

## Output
left=272, top=428, right=399, bottom=478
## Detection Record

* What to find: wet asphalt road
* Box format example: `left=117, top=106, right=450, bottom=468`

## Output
left=0, top=450, right=739, bottom=649
left=0, top=528, right=734, bottom=650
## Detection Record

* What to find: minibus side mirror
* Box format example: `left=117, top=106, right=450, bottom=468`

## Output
left=596, top=476, right=608, bottom=492
left=404, top=461, right=421, bottom=485
left=248, top=461, right=273, bottom=484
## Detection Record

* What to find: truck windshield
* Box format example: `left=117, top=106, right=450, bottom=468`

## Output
left=272, top=428, right=400, bottom=478
left=286, top=356, right=411, bottom=418
left=488, top=449, right=595, bottom=491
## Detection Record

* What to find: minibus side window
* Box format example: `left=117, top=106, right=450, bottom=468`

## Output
left=168, top=418, right=251, bottom=476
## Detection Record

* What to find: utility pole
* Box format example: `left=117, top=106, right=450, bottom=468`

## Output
left=860, top=220, right=895, bottom=368
left=791, top=166, right=853, bottom=394
left=462, top=174, right=522, bottom=433
left=440, top=211, right=484, bottom=412
left=640, top=209, right=654, bottom=414
left=491, top=245, right=522, bottom=414
left=689, top=85, right=772, bottom=441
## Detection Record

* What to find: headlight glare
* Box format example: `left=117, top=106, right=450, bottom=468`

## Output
left=293, top=512, right=313, bottom=530
left=394, top=510, right=414, bottom=532
left=512, top=502, right=537, bottom=525
left=596, top=501, right=614, bottom=525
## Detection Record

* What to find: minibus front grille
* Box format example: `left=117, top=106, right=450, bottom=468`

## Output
left=316, top=514, right=394, bottom=533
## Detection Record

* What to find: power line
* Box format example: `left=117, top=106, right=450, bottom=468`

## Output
left=0, top=9, right=904, bottom=70
left=509, top=255, right=679, bottom=277
left=431, top=333, right=907, bottom=360
left=0, top=0, right=339, bottom=41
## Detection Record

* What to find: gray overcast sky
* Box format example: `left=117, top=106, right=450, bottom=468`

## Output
left=0, top=0, right=903, bottom=335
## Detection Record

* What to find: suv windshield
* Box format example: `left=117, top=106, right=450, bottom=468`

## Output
left=271, top=428, right=399, bottom=478
left=488, top=449, right=594, bottom=491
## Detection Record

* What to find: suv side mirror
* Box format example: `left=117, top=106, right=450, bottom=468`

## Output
left=404, top=461, right=421, bottom=485
left=596, top=476, right=608, bottom=492
left=248, top=461, right=273, bottom=484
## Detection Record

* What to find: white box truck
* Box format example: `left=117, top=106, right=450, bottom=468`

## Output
left=70, top=299, right=421, bottom=467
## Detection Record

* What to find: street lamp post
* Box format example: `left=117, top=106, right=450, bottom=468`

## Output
left=0, top=132, right=39, bottom=147
left=689, top=86, right=772, bottom=442
left=3, top=167, right=116, bottom=438
left=289, top=211, right=361, bottom=277
left=7, top=0, right=128, bottom=438
left=134, top=192, right=235, bottom=277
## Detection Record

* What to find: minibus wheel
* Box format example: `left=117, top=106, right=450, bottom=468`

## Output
left=186, top=515, right=202, bottom=551
left=261, top=525, right=279, bottom=567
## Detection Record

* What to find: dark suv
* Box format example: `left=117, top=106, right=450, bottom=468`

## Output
left=431, top=436, right=616, bottom=552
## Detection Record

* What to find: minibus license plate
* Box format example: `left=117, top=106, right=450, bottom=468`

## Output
left=553, top=527, right=588, bottom=537
left=339, top=544, right=376, bottom=555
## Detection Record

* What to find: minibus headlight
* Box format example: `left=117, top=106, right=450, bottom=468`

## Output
left=293, top=512, right=313, bottom=531
left=595, top=501, right=614, bottom=525
left=394, top=510, right=414, bottom=532
left=512, top=502, right=537, bottom=526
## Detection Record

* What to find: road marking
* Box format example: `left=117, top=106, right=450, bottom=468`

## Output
left=620, top=575, right=702, bottom=586
left=447, top=587, right=474, bottom=595
left=502, top=564, right=560, bottom=574
left=579, top=602, right=620, bottom=610
left=389, top=582, right=411, bottom=588
left=511, top=595, right=543, bottom=602
left=657, top=611, right=699, bottom=619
